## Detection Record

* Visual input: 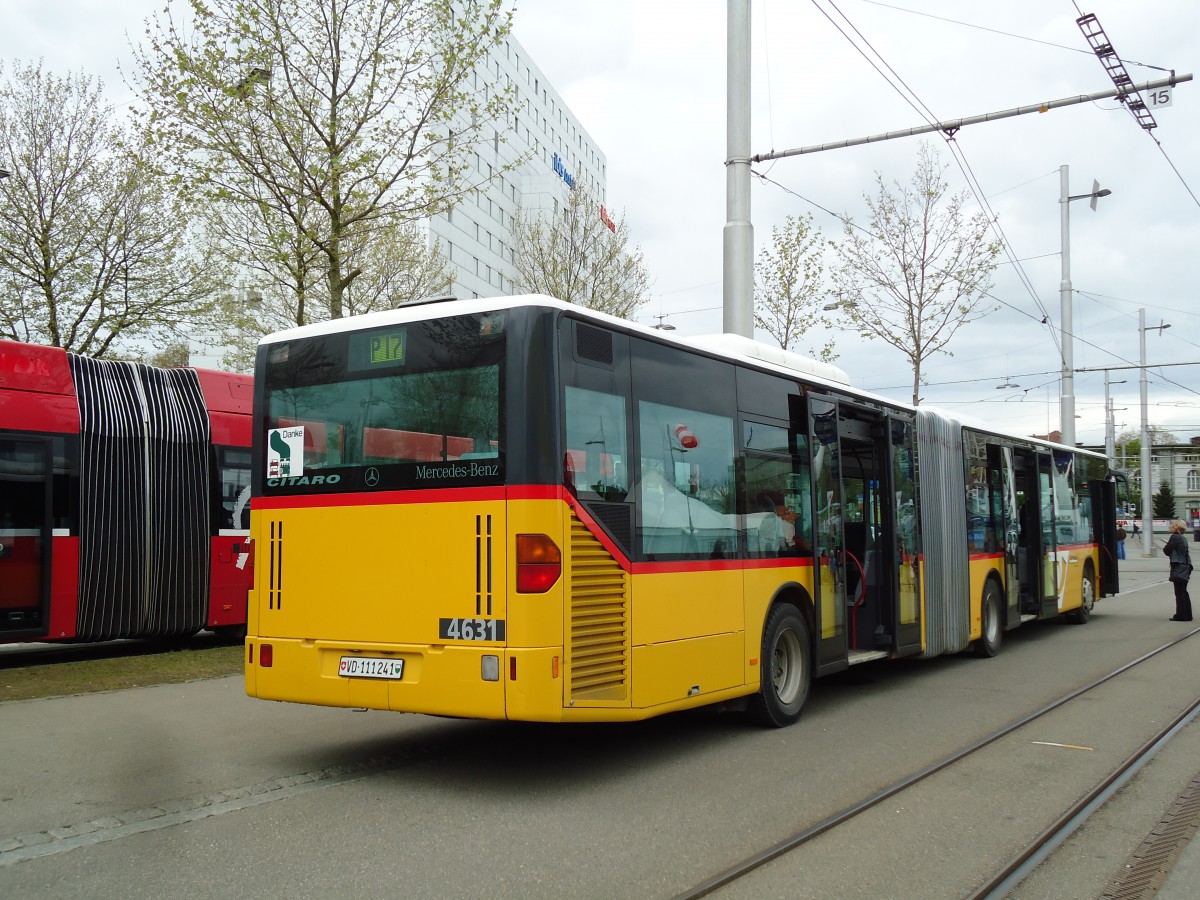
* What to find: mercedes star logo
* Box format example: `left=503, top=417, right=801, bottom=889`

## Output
left=364, top=466, right=380, bottom=487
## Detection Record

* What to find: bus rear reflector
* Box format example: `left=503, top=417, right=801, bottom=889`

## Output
left=260, top=643, right=273, bottom=667
left=516, top=533, right=561, bottom=593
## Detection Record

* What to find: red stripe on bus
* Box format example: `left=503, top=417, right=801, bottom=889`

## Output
left=253, top=486, right=510, bottom=509
left=627, top=556, right=817, bottom=575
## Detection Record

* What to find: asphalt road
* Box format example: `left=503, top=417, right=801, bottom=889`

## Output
left=1, top=550, right=1197, bottom=899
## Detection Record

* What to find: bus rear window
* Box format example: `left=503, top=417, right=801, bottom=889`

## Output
left=261, top=315, right=504, bottom=493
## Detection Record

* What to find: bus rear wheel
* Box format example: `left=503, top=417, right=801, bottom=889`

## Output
left=974, top=581, right=1003, bottom=658
left=748, top=604, right=812, bottom=727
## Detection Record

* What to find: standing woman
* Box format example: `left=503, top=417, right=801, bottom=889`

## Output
left=1162, top=520, right=1194, bottom=622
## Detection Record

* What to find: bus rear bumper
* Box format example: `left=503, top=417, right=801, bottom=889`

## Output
left=245, top=636, right=510, bottom=718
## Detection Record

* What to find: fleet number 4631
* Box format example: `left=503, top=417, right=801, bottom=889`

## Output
left=439, top=617, right=506, bottom=642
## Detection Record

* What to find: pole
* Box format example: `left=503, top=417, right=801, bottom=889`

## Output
left=722, top=0, right=754, bottom=338
left=1104, top=371, right=1115, bottom=468
left=1139, top=308, right=1153, bottom=556
left=1059, top=165, right=1075, bottom=447
left=754, top=73, right=1192, bottom=161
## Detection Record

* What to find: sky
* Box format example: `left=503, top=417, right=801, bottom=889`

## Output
left=5, top=0, right=1199, bottom=451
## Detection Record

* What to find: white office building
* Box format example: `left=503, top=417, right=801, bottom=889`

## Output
left=428, top=30, right=608, bottom=299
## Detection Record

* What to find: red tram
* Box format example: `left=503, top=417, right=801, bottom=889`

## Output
left=0, top=339, right=253, bottom=643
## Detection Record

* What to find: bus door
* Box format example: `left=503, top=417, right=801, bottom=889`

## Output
left=1015, top=449, right=1058, bottom=616
left=1036, top=452, right=1060, bottom=615
left=0, top=436, right=52, bottom=636
left=994, top=445, right=1022, bottom=626
left=1091, top=477, right=1120, bottom=595
left=810, top=397, right=897, bottom=667
left=888, top=417, right=922, bottom=656
left=809, top=395, right=848, bottom=673
left=837, top=425, right=886, bottom=654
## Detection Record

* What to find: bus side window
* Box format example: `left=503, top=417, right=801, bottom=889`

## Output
left=564, top=386, right=628, bottom=501
left=636, top=400, right=736, bottom=559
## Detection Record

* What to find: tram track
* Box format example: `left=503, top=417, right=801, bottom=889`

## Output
left=673, top=625, right=1200, bottom=900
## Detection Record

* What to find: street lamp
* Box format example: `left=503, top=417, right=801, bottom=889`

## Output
left=1059, top=164, right=1111, bottom=447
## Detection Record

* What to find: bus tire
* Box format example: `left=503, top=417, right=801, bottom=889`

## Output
left=1068, top=565, right=1096, bottom=625
left=747, top=604, right=811, bottom=727
left=974, top=581, right=1003, bottom=658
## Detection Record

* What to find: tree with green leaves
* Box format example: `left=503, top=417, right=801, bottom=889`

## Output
left=0, top=61, right=220, bottom=357
left=130, top=0, right=515, bottom=324
left=508, top=185, right=649, bottom=319
left=753, top=213, right=836, bottom=361
left=1154, top=480, right=1177, bottom=519
left=829, top=142, right=1001, bottom=404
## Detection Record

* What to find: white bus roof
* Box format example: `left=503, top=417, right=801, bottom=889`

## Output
left=257, top=295, right=1103, bottom=460
left=259, top=294, right=852, bottom=385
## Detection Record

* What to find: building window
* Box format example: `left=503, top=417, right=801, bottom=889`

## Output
left=1188, top=469, right=1200, bottom=492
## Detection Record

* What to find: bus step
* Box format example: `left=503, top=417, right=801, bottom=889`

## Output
left=848, top=650, right=889, bottom=666
left=1020, top=613, right=1038, bottom=623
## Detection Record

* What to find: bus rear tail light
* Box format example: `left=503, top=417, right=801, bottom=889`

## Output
left=516, top=534, right=561, bottom=593
left=259, top=643, right=273, bottom=667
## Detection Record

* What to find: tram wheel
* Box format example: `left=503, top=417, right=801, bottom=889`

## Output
left=747, top=604, right=812, bottom=727
left=974, top=581, right=1003, bottom=658
left=1068, top=566, right=1096, bottom=624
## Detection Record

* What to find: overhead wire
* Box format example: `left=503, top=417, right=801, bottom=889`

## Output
left=807, top=0, right=1061, bottom=352
left=758, top=2, right=1198, bottom=421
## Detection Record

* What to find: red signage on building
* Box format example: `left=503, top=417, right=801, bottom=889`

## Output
left=599, top=205, right=616, bottom=233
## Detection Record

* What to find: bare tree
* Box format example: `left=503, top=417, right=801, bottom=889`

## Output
left=0, top=62, right=219, bottom=357
left=509, top=185, right=649, bottom=318
left=830, top=143, right=1001, bottom=404
left=754, top=213, right=836, bottom=362
left=196, top=188, right=453, bottom=371
left=1115, top=426, right=1180, bottom=454
left=130, top=0, right=516, bottom=322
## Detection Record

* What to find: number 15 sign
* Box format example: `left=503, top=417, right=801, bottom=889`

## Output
left=1146, top=86, right=1173, bottom=109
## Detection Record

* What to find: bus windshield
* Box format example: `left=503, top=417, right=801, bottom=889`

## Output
left=260, top=313, right=505, bottom=494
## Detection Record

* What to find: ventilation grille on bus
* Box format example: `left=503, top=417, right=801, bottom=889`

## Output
left=267, top=519, right=284, bottom=610
left=575, top=323, right=614, bottom=366
left=568, top=517, right=628, bottom=702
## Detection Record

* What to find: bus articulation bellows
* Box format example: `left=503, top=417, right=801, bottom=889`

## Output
left=245, top=296, right=1119, bottom=726
left=0, top=340, right=253, bottom=643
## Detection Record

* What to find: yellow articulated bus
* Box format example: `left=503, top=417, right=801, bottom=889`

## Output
left=245, top=296, right=1120, bottom=726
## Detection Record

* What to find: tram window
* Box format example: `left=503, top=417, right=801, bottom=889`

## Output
left=219, top=447, right=252, bottom=529
left=0, top=439, right=47, bottom=529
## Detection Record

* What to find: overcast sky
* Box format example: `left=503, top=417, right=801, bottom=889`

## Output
left=6, top=0, right=1198, bottom=449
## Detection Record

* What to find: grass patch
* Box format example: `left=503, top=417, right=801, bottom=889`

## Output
left=0, top=643, right=245, bottom=703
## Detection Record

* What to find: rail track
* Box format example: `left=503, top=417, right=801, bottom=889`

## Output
left=674, top=625, right=1200, bottom=899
